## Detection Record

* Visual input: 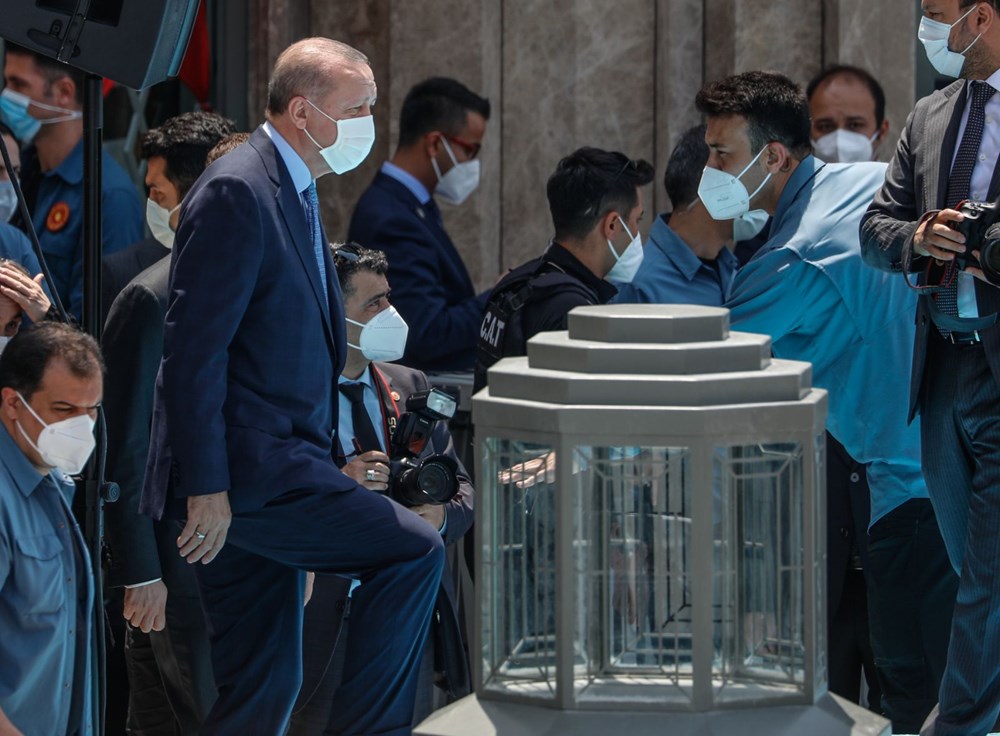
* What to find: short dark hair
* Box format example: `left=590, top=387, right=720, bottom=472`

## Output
left=332, top=243, right=389, bottom=296
left=696, top=71, right=812, bottom=160
left=4, top=42, right=85, bottom=106
left=806, top=65, right=886, bottom=127
left=547, top=147, right=655, bottom=241
left=141, top=112, right=236, bottom=200
left=0, top=322, right=103, bottom=400
left=205, top=132, right=250, bottom=166
left=664, top=125, right=709, bottom=209
left=398, top=77, right=490, bottom=148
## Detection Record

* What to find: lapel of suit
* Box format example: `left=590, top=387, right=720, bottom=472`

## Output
left=255, top=129, right=336, bottom=345
left=928, top=81, right=968, bottom=211
left=377, top=173, right=476, bottom=295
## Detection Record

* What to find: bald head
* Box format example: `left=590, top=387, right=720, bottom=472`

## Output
left=266, top=38, right=371, bottom=116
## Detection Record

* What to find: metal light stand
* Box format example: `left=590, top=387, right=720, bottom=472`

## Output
left=80, top=71, right=119, bottom=736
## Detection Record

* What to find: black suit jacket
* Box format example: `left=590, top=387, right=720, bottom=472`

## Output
left=101, top=237, right=169, bottom=326
left=102, top=257, right=186, bottom=588
left=347, top=171, right=488, bottom=372
left=861, top=79, right=1000, bottom=419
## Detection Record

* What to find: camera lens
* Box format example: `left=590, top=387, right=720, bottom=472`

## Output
left=389, top=456, right=460, bottom=507
left=415, top=460, right=458, bottom=504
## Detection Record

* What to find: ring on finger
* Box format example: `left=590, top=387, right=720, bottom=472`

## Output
left=365, top=469, right=377, bottom=481
left=194, top=531, right=207, bottom=540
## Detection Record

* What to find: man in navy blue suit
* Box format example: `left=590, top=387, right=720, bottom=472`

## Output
left=348, top=77, right=491, bottom=371
left=140, top=38, right=445, bottom=736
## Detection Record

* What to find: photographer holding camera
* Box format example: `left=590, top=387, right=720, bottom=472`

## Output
left=290, top=243, right=474, bottom=734
left=861, top=3, right=1000, bottom=734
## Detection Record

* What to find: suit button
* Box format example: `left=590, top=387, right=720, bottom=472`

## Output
left=849, top=472, right=860, bottom=483
left=840, top=528, right=850, bottom=539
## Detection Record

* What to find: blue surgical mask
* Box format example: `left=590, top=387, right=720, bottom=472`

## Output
left=918, top=5, right=981, bottom=79
left=0, top=89, right=82, bottom=144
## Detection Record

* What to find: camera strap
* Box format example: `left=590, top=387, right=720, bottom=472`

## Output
left=370, top=364, right=401, bottom=441
left=924, top=293, right=999, bottom=333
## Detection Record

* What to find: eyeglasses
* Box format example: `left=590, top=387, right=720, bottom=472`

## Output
left=443, top=134, right=481, bottom=160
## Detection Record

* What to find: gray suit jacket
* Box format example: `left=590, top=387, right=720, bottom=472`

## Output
left=860, top=79, right=1000, bottom=419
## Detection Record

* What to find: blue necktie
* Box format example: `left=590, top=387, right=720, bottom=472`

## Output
left=304, top=182, right=329, bottom=295
left=937, top=80, right=995, bottom=333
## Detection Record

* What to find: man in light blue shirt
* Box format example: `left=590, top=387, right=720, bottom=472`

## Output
left=0, top=322, right=102, bottom=736
left=697, top=71, right=957, bottom=734
left=614, top=124, right=738, bottom=307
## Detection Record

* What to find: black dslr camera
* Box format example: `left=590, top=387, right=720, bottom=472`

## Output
left=936, top=197, right=1000, bottom=285
left=387, top=388, right=461, bottom=508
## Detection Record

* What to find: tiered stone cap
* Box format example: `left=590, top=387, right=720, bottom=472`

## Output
left=483, top=304, right=813, bottom=407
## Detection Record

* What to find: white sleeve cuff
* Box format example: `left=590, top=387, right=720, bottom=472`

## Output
left=125, top=578, right=162, bottom=589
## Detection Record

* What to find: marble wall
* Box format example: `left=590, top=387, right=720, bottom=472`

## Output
left=250, top=0, right=919, bottom=291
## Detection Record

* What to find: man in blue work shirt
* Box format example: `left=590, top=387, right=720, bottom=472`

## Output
left=614, top=124, right=744, bottom=307
left=2, top=43, right=142, bottom=321
left=696, top=70, right=957, bottom=734
left=0, top=321, right=103, bottom=735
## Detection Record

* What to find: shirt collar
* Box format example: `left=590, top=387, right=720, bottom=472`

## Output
left=338, top=364, right=376, bottom=390
left=0, top=421, right=46, bottom=498
left=381, top=161, right=431, bottom=204
left=650, top=214, right=702, bottom=281
left=772, top=155, right=823, bottom=231
left=649, top=213, right=738, bottom=281
left=263, top=121, right=313, bottom=195
left=983, top=68, right=1000, bottom=94
left=46, top=138, right=85, bottom=185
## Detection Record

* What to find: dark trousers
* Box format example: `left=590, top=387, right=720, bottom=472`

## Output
left=124, top=520, right=216, bottom=736
left=865, top=498, right=957, bottom=734
left=288, top=576, right=443, bottom=736
left=829, top=569, right=880, bottom=711
left=921, top=337, right=1000, bottom=735
left=123, top=597, right=216, bottom=735
left=826, top=435, right=880, bottom=710
left=192, top=484, right=444, bottom=736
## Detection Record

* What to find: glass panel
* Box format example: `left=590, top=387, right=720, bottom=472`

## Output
left=481, top=438, right=558, bottom=700
left=572, top=446, right=694, bottom=705
left=713, top=443, right=807, bottom=705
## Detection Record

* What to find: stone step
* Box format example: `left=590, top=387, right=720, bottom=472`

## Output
left=526, top=329, right=771, bottom=375
left=568, top=304, right=730, bottom=344
left=487, top=356, right=812, bottom=407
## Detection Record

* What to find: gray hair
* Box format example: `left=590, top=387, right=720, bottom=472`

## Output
left=266, top=38, right=370, bottom=115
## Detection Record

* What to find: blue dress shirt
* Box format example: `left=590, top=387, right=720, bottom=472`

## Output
left=0, top=422, right=93, bottom=736
left=381, top=161, right=432, bottom=205
left=613, top=214, right=738, bottom=306
left=338, top=368, right=388, bottom=457
left=22, top=139, right=142, bottom=320
left=726, top=157, right=928, bottom=526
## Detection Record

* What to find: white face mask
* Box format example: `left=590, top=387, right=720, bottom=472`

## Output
left=606, top=216, right=644, bottom=284
left=146, top=198, right=181, bottom=249
left=304, top=100, right=375, bottom=175
left=347, top=305, right=409, bottom=362
left=432, top=138, right=481, bottom=205
left=812, top=129, right=880, bottom=163
left=0, top=180, right=16, bottom=222
left=697, top=145, right=773, bottom=220
left=733, top=208, right=770, bottom=242
left=15, top=391, right=96, bottom=474
left=919, top=5, right=981, bottom=79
